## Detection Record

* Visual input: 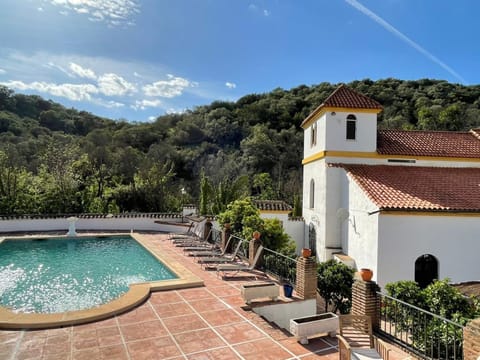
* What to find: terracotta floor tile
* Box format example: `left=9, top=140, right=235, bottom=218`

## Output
left=98, top=344, right=129, bottom=360
left=72, top=348, right=100, bottom=360
left=96, top=326, right=120, bottom=338
left=200, top=309, right=244, bottom=327
left=22, top=330, right=48, bottom=341
left=149, top=291, right=183, bottom=305
left=45, top=328, right=71, bottom=337
left=72, top=327, right=97, bottom=339
left=0, top=343, right=16, bottom=359
left=162, top=313, right=208, bottom=334
left=93, top=317, right=118, bottom=328
left=73, top=335, right=100, bottom=351
left=215, top=322, right=266, bottom=344
left=44, top=336, right=72, bottom=355
left=221, top=295, right=247, bottom=307
left=120, top=320, right=167, bottom=342
left=233, top=338, right=293, bottom=360
left=186, top=346, right=241, bottom=359
left=279, top=336, right=332, bottom=356
left=18, top=336, right=47, bottom=352
left=42, top=351, right=72, bottom=360
left=0, top=330, right=22, bottom=344
left=117, top=306, right=157, bottom=325
left=188, top=298, right=229, bottom=313
left=206, top=285, right=241, bottom=297
left=127, top=336, right=182, bottom=360
left=152, top=301, right=194, bottom=318
left=177, top=287, right=215, bottom=301
left=174, top=328, right=225, bottom=354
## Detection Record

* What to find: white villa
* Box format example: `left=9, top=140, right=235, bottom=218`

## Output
left=301, top=84, right=480, bottom=287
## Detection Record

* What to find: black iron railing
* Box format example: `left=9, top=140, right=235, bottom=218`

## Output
left=377, top=292, right=464, bottom=360
left=261, top=247, right=297, bottom=286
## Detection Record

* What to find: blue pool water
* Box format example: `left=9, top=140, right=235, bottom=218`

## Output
left=0, top=236, right=177, bottom=314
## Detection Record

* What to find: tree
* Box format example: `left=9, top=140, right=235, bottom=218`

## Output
left=317, top=259, right=355, bottom=314
left=216, top=197, right=295, bottom=253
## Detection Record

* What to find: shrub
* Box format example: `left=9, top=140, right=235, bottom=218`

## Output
left=317, top=259, right=354, bottom=314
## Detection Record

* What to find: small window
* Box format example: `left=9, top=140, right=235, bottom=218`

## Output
left=346, top=114, right=356, bottom=140
left=309, top=179, right=315, bottom=208
left=310, top=122, right=317, bottom=147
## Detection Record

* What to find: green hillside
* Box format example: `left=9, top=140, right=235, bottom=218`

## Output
left=1, top=78, right=480, bottom=215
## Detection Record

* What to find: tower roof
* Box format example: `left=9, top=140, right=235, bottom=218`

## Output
left=301, top=84, right=382, bottom=128
left=322, top=84, right=383, bottom=109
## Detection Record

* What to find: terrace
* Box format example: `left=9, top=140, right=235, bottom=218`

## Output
left=0, top=232, right=414, bottom=359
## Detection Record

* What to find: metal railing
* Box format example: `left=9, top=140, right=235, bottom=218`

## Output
left=261, top=247, right=297, bottom=285
left=377, top=292, right=464, bottom=360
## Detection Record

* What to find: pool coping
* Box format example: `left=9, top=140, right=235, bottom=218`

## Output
left=0, top=232, right=204, bottom=329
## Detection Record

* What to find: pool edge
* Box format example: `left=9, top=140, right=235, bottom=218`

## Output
left=0, top=232, right=204, bottom=329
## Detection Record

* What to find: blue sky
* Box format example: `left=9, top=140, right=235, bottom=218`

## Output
left=0, top=1, right=478, bottom=122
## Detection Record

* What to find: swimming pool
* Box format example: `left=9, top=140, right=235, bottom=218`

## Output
left=0, top=235, right=177, bottom=314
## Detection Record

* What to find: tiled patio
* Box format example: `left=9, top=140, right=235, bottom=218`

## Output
left=0, top=233, right=410, bottom=359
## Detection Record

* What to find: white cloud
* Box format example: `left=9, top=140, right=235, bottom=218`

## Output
left=98, top=73, right=136, bottom=96
left=69, top=62, right=97, bottom=80
left=1, top=80, right=98, bottom=101
left=38, top=7, right=44, bottom=12
left=263, top=10, right=270, bottom=16
left=131, top=99, right=162, bottom=110
left=166, top=108, right=187, bottom=115
left=143, top=74, right=196, bottom=98
left=92, top=98, right=125, bottom=108
left=0, top=69, right=6, bottom=75
left=225, top=82, right=236, bottom=89
left=148, top=116, right=157, bottom=122
left=345, top=0, right=467, bottom=84
left=45, top=0, right=140, bottom=26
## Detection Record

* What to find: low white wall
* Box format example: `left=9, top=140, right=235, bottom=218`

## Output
left=0, top=215, right=196, bottom=236
left=253, top=298, right=316, bottom=330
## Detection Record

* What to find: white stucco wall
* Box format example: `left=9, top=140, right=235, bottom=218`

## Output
left=343, top=176, right=380, bottom=279
left=377, top=214, right=480, bottom=289
left=324, top=111, right=377, bottom=153
left=302, top=159, right=329, bottom=260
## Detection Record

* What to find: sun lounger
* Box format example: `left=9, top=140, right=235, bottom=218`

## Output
left=189, top=235, right=233, bottom=258
left=216, top=245, right=263, bottom=278
left=197, top=239, right=244, bottom=268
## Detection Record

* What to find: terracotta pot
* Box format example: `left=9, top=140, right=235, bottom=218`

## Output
left=302, top=248, right=312, bottom=258
left=360, top=268, right=373, bottom=282
left=224, top=223, right=231, bottom=230
left=253, top=231, right=261, bottom=240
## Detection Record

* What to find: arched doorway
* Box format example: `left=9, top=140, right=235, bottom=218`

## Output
left=415, top=254, right=438, bottom=288
left=308, top=223, right=317, bottom=257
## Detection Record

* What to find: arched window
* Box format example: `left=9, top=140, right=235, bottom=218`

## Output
left=308, top=223, right=317, bottom=257
left=310, top=122, right=317, bottom=147
left=346, top=114, right=356, bottom=140
left=415, top=254, right=438, bottom=288
left=309, top=179, right=315, bottom=208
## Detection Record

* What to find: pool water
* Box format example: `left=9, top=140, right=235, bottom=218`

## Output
left=0, top=236, right=177, bottom=314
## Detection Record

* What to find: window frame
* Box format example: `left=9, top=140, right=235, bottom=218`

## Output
left=346, top=114, right=357, bottom=140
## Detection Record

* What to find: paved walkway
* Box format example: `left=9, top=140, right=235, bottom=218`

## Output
left=0, top=233, right=411, bottom=359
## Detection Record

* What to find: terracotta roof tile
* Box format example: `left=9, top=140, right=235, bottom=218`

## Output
left=338, top=164, right=480, bottom=212
left=322, top=84, right=383, bottom=109
left=301, top=84, right=382, bottom=127
left=253, top=200, right=292, bottom=212
left=377, top=130, right=480, bottom=158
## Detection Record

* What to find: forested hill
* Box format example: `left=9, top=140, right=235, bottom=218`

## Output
left=1, top=78, right=480, bottom=216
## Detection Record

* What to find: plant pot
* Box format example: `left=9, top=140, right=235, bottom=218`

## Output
left=253, top=231, right=261, bottom=240
left=290, top=312, right=339, bottom=344
left=302, top=248, right=312, bottom=258
left=360, top=268, right=373, bottom=281
left=283, top=284, right=294, bottom=298
left=224, top=223, right=231, bottom=230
